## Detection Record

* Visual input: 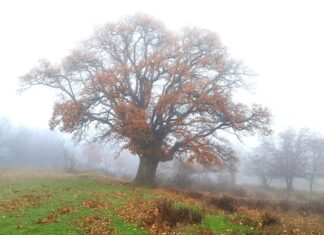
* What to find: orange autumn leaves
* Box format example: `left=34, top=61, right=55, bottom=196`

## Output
left=50, top=101, right=85, bottom=132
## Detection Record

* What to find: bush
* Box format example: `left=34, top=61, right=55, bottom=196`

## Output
left=186, top=190, right=203, bottom=199
left=298, top=199, right=324, bottom=215
left=230, top=186, right=247, bottom=197
left=262, top=212, right=279, bottom=226
left=209, top=195, right=237, bottom=212
left=240, top=198, right=272, bottom=210
left=277, top=200, right=291, bottom=211
left=156, top=199, right=203, bottom=227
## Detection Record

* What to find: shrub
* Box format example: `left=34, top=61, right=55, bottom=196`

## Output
left=186, top=190, right=203, bottom=199
left=156, top=199, right=203, bottom=226
left=277, top=200, right=291, bottom=211
left=262, top=212, right=279, bottom=226
left=298, top=199, right=324, bottom=215
left=209, top=195, right=237, bottom=212
left=230, top=186, right=247, bottom=197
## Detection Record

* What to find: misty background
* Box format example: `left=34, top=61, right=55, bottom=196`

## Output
left=1, top=0, right=324, bottom=192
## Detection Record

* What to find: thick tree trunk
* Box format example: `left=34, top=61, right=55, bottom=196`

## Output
left=133, top=157, right=159, bottom=187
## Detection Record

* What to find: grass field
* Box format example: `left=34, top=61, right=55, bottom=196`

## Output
left=0, top=170, right=323, bottom=234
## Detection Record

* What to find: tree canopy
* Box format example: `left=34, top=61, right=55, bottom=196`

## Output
left=21, top=15, right=271, bottom=186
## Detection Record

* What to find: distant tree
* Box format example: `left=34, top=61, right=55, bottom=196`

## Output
left=62, top=145, right=77, bottom=172
left=252, top=129, right=310, bottom=191
left=20, top=15, right=271, bottom=186
left=305, top=135, right=324, bottom=192
left=114, top=154, right=128, bottom=176
left=0, top=117, right=12, bottom=159
left=248, top=140, right=276, bottom=188
left=172, top=157, right=199, bottom=188
left=83, top=145, right=104, bottom=169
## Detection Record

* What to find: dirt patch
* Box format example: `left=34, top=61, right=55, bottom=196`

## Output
left=82, top=200, right=110, bottom=210
left=82, top=216, right=115, bottom=235
left=37, top=207, right=77, bottom=224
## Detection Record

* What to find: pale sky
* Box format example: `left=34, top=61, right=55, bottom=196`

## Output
left=0, top=0, right=324, bottom=137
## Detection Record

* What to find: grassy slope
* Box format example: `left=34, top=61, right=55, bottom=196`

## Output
left=0, top=173, right=252, bottom=235
left=1, top=172, right=323, bottom=235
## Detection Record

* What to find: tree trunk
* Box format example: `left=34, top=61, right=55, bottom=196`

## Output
left=133, top=157, right=159, bottom=187
left=286, top=178, right=293, bottom=191
left=261, top=177, right=270, bottom=188
left=309, top=177, right=314, bottom=192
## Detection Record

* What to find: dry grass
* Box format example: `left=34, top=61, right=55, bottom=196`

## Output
left=158, top=187, right=324, bottom=234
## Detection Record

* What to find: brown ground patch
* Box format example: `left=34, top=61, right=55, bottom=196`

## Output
left=37, top=207, right=77, bottom=224
left=91, top=191, right=127, bottom=200
left=82, top=200, right=110, bottom=210
left=0, top=193, right=51, bottom=211
left=110, top=191, right=127, bottom=199
left=118, top=196, right=172, bottom=235
left=117, top=196, right=203, bottom=235
left=82, top=216, right=115, bottom=235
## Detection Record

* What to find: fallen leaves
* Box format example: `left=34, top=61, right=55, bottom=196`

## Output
left=154, top=188, right=213, bottom=213
left=117, top=195, right=204, bottom=235
left=0, top=193, right=51, bottom=212
left=82, top=216, right=115, bottom=235
left=37, top=207, right=77, bottom=224
left=118, top=196, right=172, bottom=234
left=82, top=200, right=110, bottom=210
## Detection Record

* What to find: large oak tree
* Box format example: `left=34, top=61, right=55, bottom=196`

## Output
left=21, top=15, right=271, bottom=186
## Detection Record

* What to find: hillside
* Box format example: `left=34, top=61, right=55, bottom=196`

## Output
left=0, top=170, right=323, bottom=235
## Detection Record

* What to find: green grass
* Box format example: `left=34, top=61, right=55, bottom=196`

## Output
left=0, top=174, right=254, bottom=234
left=202, top=215, right=254, bottom=234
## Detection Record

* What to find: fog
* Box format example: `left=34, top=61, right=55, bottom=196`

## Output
left=0, top=0, right=323, bottom=205
left=1, top=115, right=323, bottom=194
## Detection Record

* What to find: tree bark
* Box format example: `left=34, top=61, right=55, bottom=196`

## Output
left=133, top=157, right=159, bottom=187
